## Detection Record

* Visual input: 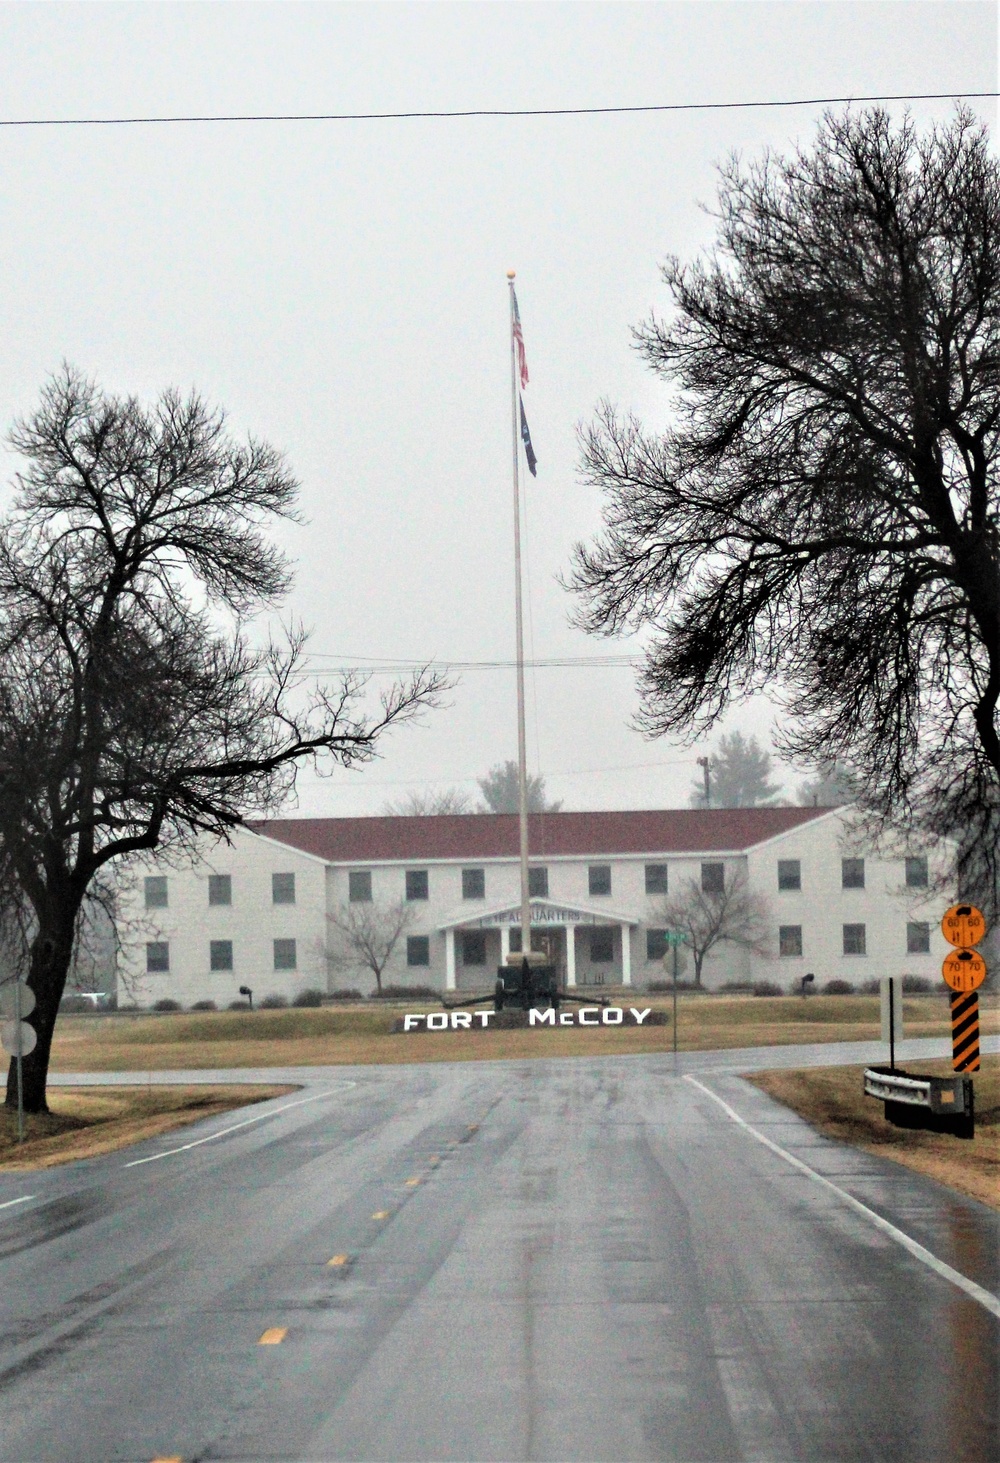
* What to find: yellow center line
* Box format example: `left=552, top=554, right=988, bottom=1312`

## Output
left=258, top=1326, right=288, bottom=1345
left=372, top=1210, right=390, bottom=1220
left=467, top=1123, right=479, bottom=1132
left=327, top=1254, right=349, bottom=1267
left=151, top=1456, right=183, bottom=1462
left=404, top=1177, right=421, bottom=1186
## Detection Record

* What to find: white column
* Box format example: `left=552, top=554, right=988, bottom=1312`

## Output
left=500, top=925, right=511, bottom=962
left=566, top=924, right=577, bottom=987
left=445, top=928, right=456, bottom=991
left=620, top=924, right=632, bottom=987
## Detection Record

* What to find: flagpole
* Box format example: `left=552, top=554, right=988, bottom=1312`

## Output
left=507, top=270, right=532, bottom=955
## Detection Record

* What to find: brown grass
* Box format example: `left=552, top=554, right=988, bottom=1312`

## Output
left=0, top=1084, right=296, bottom=1170
left=745, top=1056, right=1000, bottom=1209
left=47, top=993, right=998, bottom=1071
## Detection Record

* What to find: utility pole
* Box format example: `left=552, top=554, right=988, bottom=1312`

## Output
left=697, top=756, right=711, bottom=808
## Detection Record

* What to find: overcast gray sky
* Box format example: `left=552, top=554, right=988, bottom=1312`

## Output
left=0, top=2, right=995, bottom=815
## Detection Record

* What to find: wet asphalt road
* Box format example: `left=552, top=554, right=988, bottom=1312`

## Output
left=0, top=1044, right=998, bottom=1463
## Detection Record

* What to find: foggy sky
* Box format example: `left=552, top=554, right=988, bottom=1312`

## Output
left=0, top=2, right=995, bottom=815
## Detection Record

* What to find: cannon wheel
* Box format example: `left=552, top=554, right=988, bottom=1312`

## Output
left=494, top=979, right=505, bottom=1012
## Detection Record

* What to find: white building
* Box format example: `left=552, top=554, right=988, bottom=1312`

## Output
left=116, top=806, right=951, bottom=1007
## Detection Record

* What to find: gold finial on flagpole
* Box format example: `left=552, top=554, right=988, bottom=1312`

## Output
left=507, top=269, right=516, bottom=278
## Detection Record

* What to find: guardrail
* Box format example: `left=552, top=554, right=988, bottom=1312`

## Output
left=864, top=1065, right=974, bottom=1139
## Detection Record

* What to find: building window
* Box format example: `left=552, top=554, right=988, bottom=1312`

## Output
left=210, top=939, right=233, bottom=972
left=272, top=872, right=296, bottom=905
left=528, top=867, right=548, bottom=898
left=146, top=941, right=169, bottom=973
left=407, top=936, right=430, bottom=967
left=462, top=932, right=487, bottom=966
left=590, top=928, right=614, bottom=963
left=907, top=921, right=931, bottom=954
left=144, top=876, right=168, bottom=909
left=701, top=862, right=725, bottom=894
left=779, top=925, right=803, bottom=957
left=843, top=923, right=867, bottom=956
left=645, top=863, right=668, bottom=895
left=462, top=867, right=485, bottom=900
left=646, top=929, right=668, bottom=962
left=842, top=858, right=865, bottom=890
left=273, top=938, right=297, bottom=971
left=905, top=856, right=929, bottom=889
left=208, top=874, right=231, bottom=906
left=349, top=870, right=372, bottom=903
left=588, top=864, right=611, bottom=897
left=777, top=860, right=801, bottom=891
left=406, top=869, right=429, bottom=901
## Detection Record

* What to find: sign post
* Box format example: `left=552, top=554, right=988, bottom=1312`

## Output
left=880, top=976, right=904, bottom=1071
left=661, top=931, right=686, bottom=1064
left=1, top=980, right=38, bottom=1143
left=940, top=904, right=987, bottom=1073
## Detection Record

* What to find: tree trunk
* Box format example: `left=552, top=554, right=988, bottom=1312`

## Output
left=693, top=951, right=705, bottom=988
left=5, top=904, right=78, bottom=1115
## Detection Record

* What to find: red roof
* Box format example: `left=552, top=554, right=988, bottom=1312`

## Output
left=250, top=807, right=830, bottom=863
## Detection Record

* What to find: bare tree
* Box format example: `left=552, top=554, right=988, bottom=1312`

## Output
left=571, top=107, right=1000, bottom=914
left=0, top=368, right=447, bottom=1110
left=690, top=730, right=783, bottom=808
left=326, top=900, right=415, bottom=994
left=477, top=761, right=562, bottom=813
left=658, top=871, right=770, bottom=988
left=382, top=787, right=473, bottom=816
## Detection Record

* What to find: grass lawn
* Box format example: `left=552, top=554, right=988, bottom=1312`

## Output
left=746, top=1056, right=999, bottom=1210
left=0, top=1084, right=296, bottom=1170
left=47, top=992, right=998, bottom=1070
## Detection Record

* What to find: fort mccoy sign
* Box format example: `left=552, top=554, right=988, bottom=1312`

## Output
left=399, top=1006, right=660, bottom=1031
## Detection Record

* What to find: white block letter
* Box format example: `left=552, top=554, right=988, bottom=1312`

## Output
left=631, top=1008, right=652, bottom=1025
left=559, top=1011, right=575, bottom=1025
left=602, top=1007, right=623, bottom=1025
left=579, top=1007, right=599, bottom=1025
left=426, top=1012, right=448, bottom=1031
left=529, top=1008, right=555, bottom=1025
left=451, top=1012, right=472, bottom=1029
left=403, top=1014, right=423, bottom=1031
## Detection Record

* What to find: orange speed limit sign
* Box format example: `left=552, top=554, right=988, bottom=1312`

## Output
left=942, top=948, right=987, bottom=993
left=941, top=904, right=986, bottom=948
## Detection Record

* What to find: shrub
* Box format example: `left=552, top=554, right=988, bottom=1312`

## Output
left=371, top=984, right=438, bottom=1000
left=901, top=974, right=933, bottom=993
left=822, top=979, right=855, bottom=995
left=152, top=998, right=182, bottom=1012
left=259, top=993, right=288, bottom=1009
left=292, top=988, right=324, bottom=1007
left=190, top=999, right=218, bottom=1011
left=646, top=979, right=698, bottom=992
left=719, top=980, right=753, bottom=993
left=752, top=980, right=784, bottom=997
left=227, top=999, right=250, bottom=1010
left=327, top=987, right=364, bottom=1002
left=860, top=978, right=881, bottom=995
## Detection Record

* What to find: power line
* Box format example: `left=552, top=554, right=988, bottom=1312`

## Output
left=0, top=91, right=994, bottom=129
left=300, top=653, right=641, bottom=674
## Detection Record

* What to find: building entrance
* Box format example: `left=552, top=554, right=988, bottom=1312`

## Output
left=510, top=926, right=566, bottom=983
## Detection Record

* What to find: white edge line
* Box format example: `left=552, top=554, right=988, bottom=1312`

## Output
left=123, top=1083, right=356, bottom=1168
left=684, top=1074, right=1000, bottom=1320
left=0, top=1194, right=34, bottom=1212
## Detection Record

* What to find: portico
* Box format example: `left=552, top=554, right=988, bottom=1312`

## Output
left=439, top=898, right=639, bottom=991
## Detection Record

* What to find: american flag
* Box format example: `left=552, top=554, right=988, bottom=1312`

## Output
left=511, top=287, right=529, bottom=389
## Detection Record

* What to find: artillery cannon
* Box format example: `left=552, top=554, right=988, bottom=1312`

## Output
left=442, top=950, right=611, bottom=1014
